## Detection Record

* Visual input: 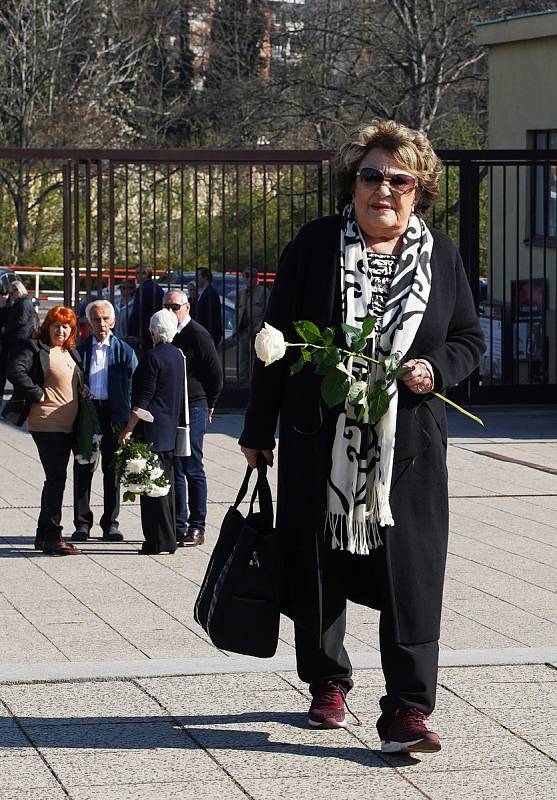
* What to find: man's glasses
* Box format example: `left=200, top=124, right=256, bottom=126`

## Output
left=356, top=167, right=417, bottom=194
left=163, top=302, right=187, bottom=312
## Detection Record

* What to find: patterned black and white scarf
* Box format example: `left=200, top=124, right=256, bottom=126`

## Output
left=326, top=204, right=433, bottom=554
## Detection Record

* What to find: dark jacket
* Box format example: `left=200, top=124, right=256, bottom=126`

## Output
left=173, top=319, right=223, bottom=409
left=239, top=214, right=484, bottom=647
left=128, top=278, right=164, bottom=347
left=194, top=284, right=222, bottom=347
left=78, top=334, right=138, bottom=424
left=9, top=338, right=82, bottom=405
left=132, top=342, right=184, bottom=452
left=4, top=297, right=38, bottom=349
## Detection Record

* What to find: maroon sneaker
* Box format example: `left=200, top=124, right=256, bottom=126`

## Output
left=308, top=680, right=347, bottom=729
left=381, top=707, right=441, bottom=753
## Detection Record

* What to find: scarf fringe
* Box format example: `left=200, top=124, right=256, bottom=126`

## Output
left=326, top=509, right=383, bottom=556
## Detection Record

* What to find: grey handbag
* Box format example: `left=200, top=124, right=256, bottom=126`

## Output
left=174, top=351, right=190, bottom=457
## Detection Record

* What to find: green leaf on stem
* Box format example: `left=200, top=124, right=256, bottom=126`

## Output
left=123, top=491, right=136, bottom=503
left=322, top=326, right=335, bottom=346
left=383, top=354, right=399, bottom=374
left=340, top=322, right=362, bottom=339
left=347, top=379, right=367, bottom=405
left=290, top=355, right=305, bottom=376
left=314, top=346, right=342, bottom=374
left=352, top=335, right=368, bottom=353
left=388, top=364, right=412, bottom=380
left=357, top=404, right=367, bottom=422
left=361, top=315, right=377, bottom=338
left=294, top=320, right=322, bottom=345
left=302, top=349, right=312, bottom=362
left=321, top=370, right=350, bottom=408
left=368, top=381, right=390, bottom=423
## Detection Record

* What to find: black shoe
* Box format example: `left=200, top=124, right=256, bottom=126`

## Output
left=71, top=530, right=89, bottom=542
left=183, top=528, right=205, bottom=547
left=102, top=529, right=124, bottom=542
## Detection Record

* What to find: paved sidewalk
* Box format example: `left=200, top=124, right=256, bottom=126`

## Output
left=0, top=406, right=556, bottom=797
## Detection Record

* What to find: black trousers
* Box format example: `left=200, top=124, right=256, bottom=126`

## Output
left=139, top=451, right=176, bottom=554
left=31, top=431, right=74, bottom=543
left=294, top=547, right=439, bottom=730
left=73, top=403, right=120, bottom=534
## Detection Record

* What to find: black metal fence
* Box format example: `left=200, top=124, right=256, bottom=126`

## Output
left=0, top=147, right=556, bottom=405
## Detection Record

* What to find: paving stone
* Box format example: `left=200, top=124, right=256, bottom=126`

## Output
left=140, top=672, right=291, bottom=695
left=0, top=790, right=67, bottom=800
left=240, top=774, right=425, bottom=800
left=45, top=744, right=222, bottom=787
left=452, top=681, right=557, bottom=710
left=382, top=731, right=551, bottom=773
left=483, top=707, right=557, bottom=737
left=439, top=664, right=557, bottom=684
left=0, top=755, right=60, bottom=790
left=208, top=743, right=383, bottom=779
left=68, top=779, right=248, bottom=800
left=0, top=681, right=163, bottom=725
left=410, top=767, right=557, bottom=800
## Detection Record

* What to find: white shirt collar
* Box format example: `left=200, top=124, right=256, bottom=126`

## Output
left=93, top=332, right=112, bottom=348
left=177, top=316, right=191, bottom=333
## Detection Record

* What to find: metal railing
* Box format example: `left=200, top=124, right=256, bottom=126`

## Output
left=0, top=146, right=555, bottom=404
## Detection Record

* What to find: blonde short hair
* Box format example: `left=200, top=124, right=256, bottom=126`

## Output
left=335, top=119, right=442, bottom=215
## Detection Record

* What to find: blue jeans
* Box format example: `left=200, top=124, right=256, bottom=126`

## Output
left=174, top=406, right=208, bottom=533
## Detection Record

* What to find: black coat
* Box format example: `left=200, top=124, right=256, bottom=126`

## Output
left=173, top=319, right=223, bottom=409
left=195, top=284, right=222, bottom=347
left=9, top=339, right=82, bottom=404
left=128, top=278, right=164, bottom=347
left=239, top=215, right=484, bottom=647
left=4, top=297, right=38, bottom=349
left=132, top=342, right=184, bottom=452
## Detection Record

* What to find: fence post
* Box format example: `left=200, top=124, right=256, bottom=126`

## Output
left=62, top=162, right=73, bottom=306
left=456, top=158, right=480, bottom=403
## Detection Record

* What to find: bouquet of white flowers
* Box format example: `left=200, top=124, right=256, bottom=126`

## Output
left=115, top=438, right=171, bottom=502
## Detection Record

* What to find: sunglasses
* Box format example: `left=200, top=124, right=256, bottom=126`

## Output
left=163, top=302, right=187, bottom=312
left=356, top=167, right=417, bottom=194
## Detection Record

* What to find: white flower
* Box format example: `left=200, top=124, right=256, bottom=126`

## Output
left=127, top=457, right=148, bottom=474
left=149, top=467, right=163, bottom=480
left=254, top=323, right=287, bottom=366
left=146, top=483, right=170, bottom=498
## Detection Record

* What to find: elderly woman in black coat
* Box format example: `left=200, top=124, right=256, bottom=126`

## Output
left=119, top=309, right=184, bottom=555
left=240, top=120, right=484, bottom=754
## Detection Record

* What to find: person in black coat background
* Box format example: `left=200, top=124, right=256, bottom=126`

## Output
left=240, top=120, right=484, bottom=754
left=3, top=281, right=38, bottom=364
left=194, top=267, right=222, bottom=347
left=127, top=266, right=164, bottom=351
left=119, top=309, right=184, bottom=555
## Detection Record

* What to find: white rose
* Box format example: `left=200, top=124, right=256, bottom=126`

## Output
left=254, top=323, right=287, bottom=367
left=127, top=457, right=147, bottom=474
left=149, top=467, right=163, bottom=480
left=146, top=483, right=170, bottom=498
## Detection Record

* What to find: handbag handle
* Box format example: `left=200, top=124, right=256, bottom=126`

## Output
left=234, top=457, right=274, bottom=531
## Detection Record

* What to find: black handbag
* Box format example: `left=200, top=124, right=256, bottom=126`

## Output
left=1, top=397, right=29, bottom=427
left=194, top=460, right=281, bottom=658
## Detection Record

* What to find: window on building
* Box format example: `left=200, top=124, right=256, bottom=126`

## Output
left=532, top=130, right=557, bottom=241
